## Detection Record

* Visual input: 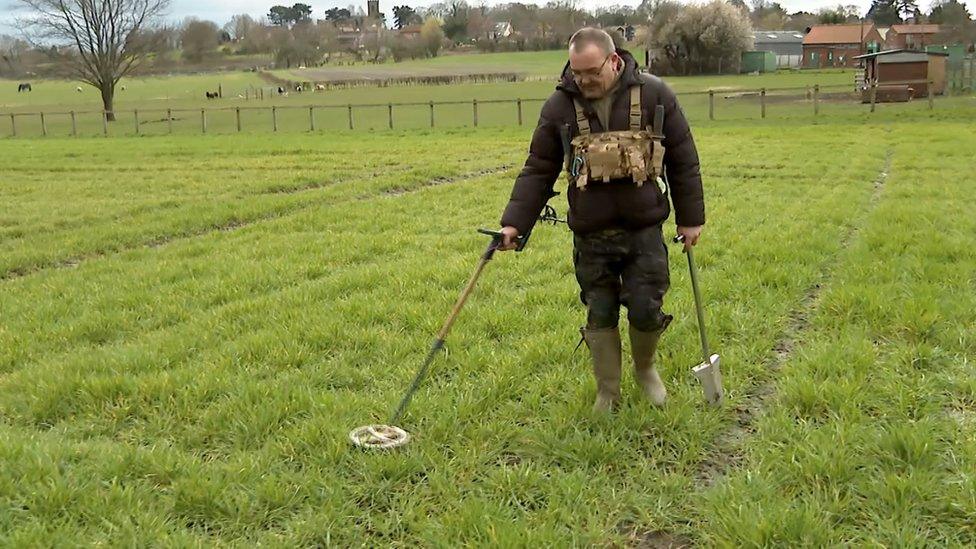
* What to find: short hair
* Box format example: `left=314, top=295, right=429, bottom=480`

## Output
left=568, top=27, right=616, bottom=57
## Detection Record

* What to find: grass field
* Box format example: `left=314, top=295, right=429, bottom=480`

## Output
left=1, top=98, right=974, bottom=544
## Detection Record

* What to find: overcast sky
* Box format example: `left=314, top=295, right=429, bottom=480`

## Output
left=1, top=0, right=947, bottom=39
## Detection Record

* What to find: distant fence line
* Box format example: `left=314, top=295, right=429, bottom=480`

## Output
left=1, top=81, right=971, bottom=139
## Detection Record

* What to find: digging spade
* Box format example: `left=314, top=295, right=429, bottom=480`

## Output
left=674, top=234, right=724, bottom=407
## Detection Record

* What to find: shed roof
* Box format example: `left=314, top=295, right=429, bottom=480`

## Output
left=803, top=24, right=876, bottom=45
left=890, top=24, right=941, bottom=35
left=853, top=49, right=949, bottom=61
left=753, top=30, right=805, bottom=44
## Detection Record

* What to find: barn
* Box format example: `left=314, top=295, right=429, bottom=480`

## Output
left=853, top=49, right=949, bottom=102
left=752, top=30, right=804, bottom=68
left=803, top=24, right=884, bottom=68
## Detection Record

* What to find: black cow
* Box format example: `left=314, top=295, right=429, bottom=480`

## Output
left=277, top=86, right=285, bottom=95
left=17, top=83, right=31, bottom=92
left=205, top=91, right=219, bottom=99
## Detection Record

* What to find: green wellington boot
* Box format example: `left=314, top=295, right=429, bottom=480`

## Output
left=584, top=327, right=622, bottom=412
left=630, top=327, right=667, bottom=406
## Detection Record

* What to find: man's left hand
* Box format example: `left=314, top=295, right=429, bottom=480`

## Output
left=677, top=225, right=703, bottom=250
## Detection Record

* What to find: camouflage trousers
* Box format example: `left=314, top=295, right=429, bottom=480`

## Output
left=573, top=224, right=673, bottom=332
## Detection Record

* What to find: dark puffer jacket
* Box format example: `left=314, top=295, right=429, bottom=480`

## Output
left=500, top=48, right=705, bottom=235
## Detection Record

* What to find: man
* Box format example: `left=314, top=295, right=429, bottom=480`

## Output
left=497, top=27, right=705, bottom=412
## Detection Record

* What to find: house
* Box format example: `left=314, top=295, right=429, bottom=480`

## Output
left=885, top=24, right=942, bottom=50
left=492, top=22, right=513, bottom=40
left=399, top=24, right=422, bottom=39
left=753, top=30, right=805, bottom=68
left=802, top=24, right=884, bottom=68
left=613, top=24, right=636, bottom=42
left=853, top=49, right=948, bottom=101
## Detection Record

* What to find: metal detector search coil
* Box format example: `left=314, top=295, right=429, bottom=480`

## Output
left=349, top=424, right=411, bottom=450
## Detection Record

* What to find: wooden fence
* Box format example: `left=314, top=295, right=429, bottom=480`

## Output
left=1, top=80, right=971, bottom=139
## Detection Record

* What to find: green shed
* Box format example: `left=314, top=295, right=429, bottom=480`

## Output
left=741, top=51, right=777, bottom=73
left=926, top=44, right=966, bottom=70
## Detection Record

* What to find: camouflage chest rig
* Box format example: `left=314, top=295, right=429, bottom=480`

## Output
left=566, top=85, right=666, bottom=191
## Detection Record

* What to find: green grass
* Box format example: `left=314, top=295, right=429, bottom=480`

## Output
left=0, top=103, right=974, bottom=545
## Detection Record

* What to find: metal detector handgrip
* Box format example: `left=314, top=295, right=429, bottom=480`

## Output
left=478, top=228, right=529, bottom=252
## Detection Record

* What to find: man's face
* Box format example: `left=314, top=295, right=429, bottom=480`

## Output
left=569, top=44, right=621, bottom=99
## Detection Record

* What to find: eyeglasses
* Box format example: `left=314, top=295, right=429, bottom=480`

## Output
left=571, top=54, right=612, bottom=81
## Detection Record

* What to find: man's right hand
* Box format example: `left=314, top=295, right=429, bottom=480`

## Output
left=498, top=226, right=520, bottom=251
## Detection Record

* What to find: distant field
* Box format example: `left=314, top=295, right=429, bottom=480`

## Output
left=274, top=49, right=570, bottom=80
left=1, top=106, right=974, bottom=545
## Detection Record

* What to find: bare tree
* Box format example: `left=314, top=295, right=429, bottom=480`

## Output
left=18, top=0, right=169, bottom=120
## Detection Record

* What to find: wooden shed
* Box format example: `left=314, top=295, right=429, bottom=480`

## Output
left=853, top=49, right=949, bottom=102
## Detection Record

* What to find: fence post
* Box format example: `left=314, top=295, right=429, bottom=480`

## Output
left=236, top=107, right=242, bottom=132
left=39, top=112, right=46, bottom=137
left=813, top=84, right=820, bottom=115
left=429, top=101, right=435, bottom=128
left=70, top=111, right=76, bottom=137
left=970, top=57, right=975, bottom=91
left=760, top=88, right=766, bottom=118
left=708, top=90, right=714, bottom=120
left=103, top=111, right=109, bottom=137
left=134, top=109, right=140, bottom=134
left=869, top=80, right=877, bottom=113
left=928, top=81, right=934, bottom=110
left=201, top=108, right=207, bottom=133
left=246, top=89, right=249, bottom=101
left=309, top=106, right=315, bottom=131
left=348, top=104, right=353, bottom=130
left=473, top=99, right=478, bottom=127
left=218, top=84, right=222, bottom=99
left=517, top=98, right=523, bottom=126
left=8, top=114, right=14, bottom=137
left=260, top=88, right=264, bottom=100
left=272, top=106, right=278, bottom=132
left=388, top=103, right=393, bottom=129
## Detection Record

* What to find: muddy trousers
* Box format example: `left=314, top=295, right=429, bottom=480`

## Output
left=574, top=225, right=672, bottom=410
left=573, top=225, right=673, bottom=333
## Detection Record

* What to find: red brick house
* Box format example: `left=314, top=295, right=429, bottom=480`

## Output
left=802, top=24, right=884, bottom=68
left=885, top=24, right=943, bottom=50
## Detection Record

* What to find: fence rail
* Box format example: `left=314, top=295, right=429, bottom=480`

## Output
left=1, top=81, right=972, bottom=139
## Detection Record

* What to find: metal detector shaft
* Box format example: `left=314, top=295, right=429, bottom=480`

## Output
left=388, top=233, right=515, bottom=425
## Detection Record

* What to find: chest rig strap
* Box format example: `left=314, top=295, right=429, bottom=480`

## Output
left=629, top=85, right=642, bottom=130
left=571, top=84, right=642, bottom=135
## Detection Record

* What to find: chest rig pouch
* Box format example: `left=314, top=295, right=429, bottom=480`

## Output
left=566, top=86, right=665, bottom=191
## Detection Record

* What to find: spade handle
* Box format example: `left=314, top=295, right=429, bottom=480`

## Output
left=674, top=234, right=710, bottom=363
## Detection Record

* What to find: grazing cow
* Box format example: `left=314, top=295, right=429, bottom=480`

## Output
left=17, top=82, right=31, bottom=92
left=295, top=84, right=303, bottom=92
left=205, top=91, right=219, bottom=99
left=315, top=83, right=325, bottom=91
left=76, top=86, right=83, bottom=92
left=277, top=86, right=285, bottom=95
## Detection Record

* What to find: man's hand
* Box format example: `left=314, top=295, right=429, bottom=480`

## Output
left=677, top=225, right=703, bottom=251
left=498, top=226, right=521, bottom=251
